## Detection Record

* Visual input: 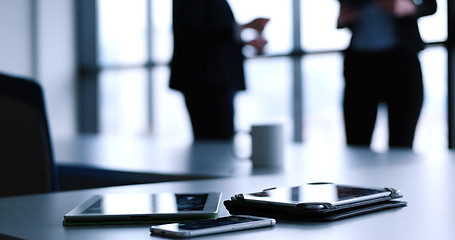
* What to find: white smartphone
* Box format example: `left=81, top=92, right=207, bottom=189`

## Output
left=150, top=215, right=276, bottom=238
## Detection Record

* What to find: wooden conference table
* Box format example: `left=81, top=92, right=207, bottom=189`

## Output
left=1, top=140, right=455, bottom=239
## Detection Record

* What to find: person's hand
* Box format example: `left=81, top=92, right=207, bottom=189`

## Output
left=246, top=34, right=268, bottom=54
left=242, top=18, right=270, bottom=33
left=337, top=5, right=359, bottom=28
left=375, top=0, right=417, bottom=17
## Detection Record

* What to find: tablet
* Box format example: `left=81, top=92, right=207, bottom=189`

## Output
left=239, top=182, right=396, bottom=210
left=63, top=192, right=222, bottom=225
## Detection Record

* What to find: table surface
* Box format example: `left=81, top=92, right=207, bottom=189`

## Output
left=2, top=141, right=455, bottom=240
left=54, top=135, right=254, bottom=177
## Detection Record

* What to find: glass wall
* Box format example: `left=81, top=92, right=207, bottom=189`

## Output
left=92, top=0, right=448, bottom=151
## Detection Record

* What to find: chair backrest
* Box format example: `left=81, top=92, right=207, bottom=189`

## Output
left=0, top=73, right=58, bottom=197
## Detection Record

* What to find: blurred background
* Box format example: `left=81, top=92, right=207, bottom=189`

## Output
left=0, top=0, right=450, bottom=152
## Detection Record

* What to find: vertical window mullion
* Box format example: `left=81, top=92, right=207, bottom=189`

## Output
left=146, top=0, right=154, bottom=134
left=448, top=0, right=455, bottom=148
left=292, top=0, right=303, bottom=142
left=77, top=0, right=99, bottom=133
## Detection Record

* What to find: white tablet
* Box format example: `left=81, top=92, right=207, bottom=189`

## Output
left=63, top=192, right=222, bottom=225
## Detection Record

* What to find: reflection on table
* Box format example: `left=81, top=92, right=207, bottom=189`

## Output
left=54, top=135, right=255, bottom=190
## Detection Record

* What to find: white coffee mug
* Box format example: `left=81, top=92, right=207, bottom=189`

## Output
left=249, top=124, right=284, bottom=169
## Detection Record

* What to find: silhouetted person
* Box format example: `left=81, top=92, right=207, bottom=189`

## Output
left=337, top=0, right=437, bottom=148
left=171, top=0, right=269, bottom=140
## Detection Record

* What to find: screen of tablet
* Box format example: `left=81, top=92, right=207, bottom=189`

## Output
left=242, top=183, right=391, bottom=207
left=81, top=193, right=209, bottom=215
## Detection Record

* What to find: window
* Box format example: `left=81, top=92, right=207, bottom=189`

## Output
left=80, top=0, right=451, bottom=151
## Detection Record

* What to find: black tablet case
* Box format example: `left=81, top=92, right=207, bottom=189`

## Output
left=224, top=187, right=407, bottom=221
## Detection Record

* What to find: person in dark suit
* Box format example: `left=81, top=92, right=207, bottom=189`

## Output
left=171, top=0, right=269, bottom=140
left=337, top=0, right=437, bottom=148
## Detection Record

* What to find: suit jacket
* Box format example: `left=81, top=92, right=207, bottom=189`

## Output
left=346, top=0, right=437, bottom=54
left=170, top=0, right=246, bottom=93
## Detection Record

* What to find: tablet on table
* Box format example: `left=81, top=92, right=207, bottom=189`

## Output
left=63, top=192, right=222, bottom=225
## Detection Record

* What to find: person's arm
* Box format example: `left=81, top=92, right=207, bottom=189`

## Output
left=414, top=0, right=437, bottom=18
left=375, top=0, right=437, bottom=18
left=173, top=0, right=270, bottom=51
left=337, top=4, right=360, bottom=29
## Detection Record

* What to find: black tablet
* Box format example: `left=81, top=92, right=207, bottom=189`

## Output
left=238, top=182, right=398, bottom=210
left=63, top=192, right=222, bottom=225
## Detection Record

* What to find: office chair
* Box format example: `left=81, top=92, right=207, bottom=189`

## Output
left=0, top=73, right=58, bottom=197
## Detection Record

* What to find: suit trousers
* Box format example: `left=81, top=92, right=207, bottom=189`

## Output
left=343, top=48, right=424, bottom=147
left=184, top=87, right=236, bottom=140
